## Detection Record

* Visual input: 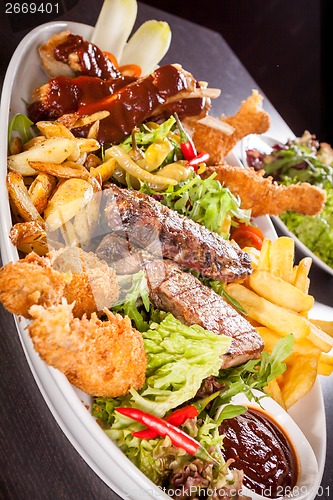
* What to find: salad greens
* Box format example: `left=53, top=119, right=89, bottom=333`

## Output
left=93, top=328, right=293, bottom=490
left=8, top=113, right=34, bottom=145
left=141, top=173, right=251, bottom=238
left=247, top=133, right=333, bottom=268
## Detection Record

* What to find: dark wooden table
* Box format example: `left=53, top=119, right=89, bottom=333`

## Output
left=1, top=2, right=332, bottom=499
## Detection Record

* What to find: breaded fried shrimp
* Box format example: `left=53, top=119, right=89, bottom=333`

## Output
left=28, top=300, right=147, bottom=397
left=0, top=253, right=69, bottom=318
left=204, top=162, right=326, bottom=217
left=0, top=247, right=120, bottom=319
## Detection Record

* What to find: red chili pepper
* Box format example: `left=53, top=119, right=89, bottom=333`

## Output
left=174, top=113, right=197, bottom=161
left=116, top=407, right=218, bottom=464
left=132, top=405, right=199, bottom=439
left=187, top=152, right=210, bottom=169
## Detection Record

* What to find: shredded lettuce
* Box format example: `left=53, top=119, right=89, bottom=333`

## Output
left=142, top=172, right=251, bottom=237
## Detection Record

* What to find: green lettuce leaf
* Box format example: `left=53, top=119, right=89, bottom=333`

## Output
left=141, top=172, right=251, bottom=237
left=8, top=113, right=34, bottom=145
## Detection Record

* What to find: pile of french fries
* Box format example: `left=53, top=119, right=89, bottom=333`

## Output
left=226, top=236, right=333, bottom=409
left=7, top=115, right=117, bottom=254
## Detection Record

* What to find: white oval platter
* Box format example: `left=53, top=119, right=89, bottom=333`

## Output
left=0, top=21, right=326, bottom=500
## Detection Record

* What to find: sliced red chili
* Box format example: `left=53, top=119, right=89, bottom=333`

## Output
left=132, top=405, right=199, bottom=439
left=187, top=152, right=210, bottom=170
left=175, top=113, right=197, bottom=161
left=116, top=407, right=199, bottom=455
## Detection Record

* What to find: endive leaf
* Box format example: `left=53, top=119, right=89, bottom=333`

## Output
left=120, top=20, right=171, bottom=75
left=90, top=0, right=138, bottom=61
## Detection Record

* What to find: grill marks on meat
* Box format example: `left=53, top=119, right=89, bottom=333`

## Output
left=96, top=234, right=263, bottom=368
left=103, top=185, right=252, bottom=283
left=146, top=259, right=263, bottom=368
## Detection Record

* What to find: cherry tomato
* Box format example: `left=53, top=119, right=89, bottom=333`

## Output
left=231, top=223, right=264, bottom=250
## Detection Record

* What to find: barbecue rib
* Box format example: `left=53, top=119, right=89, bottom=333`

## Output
left=102, top=185, right=252, bottom=283
left=96, top=234, right=263, bottom=368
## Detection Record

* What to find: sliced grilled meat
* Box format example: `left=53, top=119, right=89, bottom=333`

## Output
left=96, top=233, right=263, bottom=368
left=103, top=185, right=252, bottom=283
left=145, top=259, right=263, bottom=368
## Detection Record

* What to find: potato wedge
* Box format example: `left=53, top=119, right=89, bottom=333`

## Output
left=249, top=269, right=314, bottom=313
left=28, top=161, right=90, bottom=180
left=9, top=221, right=46, bottom=246
left=44, top=178, right=94, bottom=231
left=28, top=173, right=57, bottom=213
left=8, top=137, right=77, bottom=176
left=36, top=121, right=76, bottom=139
left=6, top=172, right=45, bottom=226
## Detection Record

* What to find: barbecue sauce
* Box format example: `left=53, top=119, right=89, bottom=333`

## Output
left=219, top=409, right=298, bottom=498
left=54, top=33, right=120, bottom=80
left=28, top=65, right=205, bottom=145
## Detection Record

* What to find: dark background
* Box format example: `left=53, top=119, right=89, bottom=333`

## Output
left=141, top=0, right=331, bottom=145
left=1, top=0, right=331, bottom=144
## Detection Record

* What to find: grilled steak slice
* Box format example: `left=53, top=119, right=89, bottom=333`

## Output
left=145, top=259, right=263, bottom=368
left=96, top=233, right=147, bottom=275
left=103, top=185, right=252, bottom=283
left=96, top=233, right=263, bottom=368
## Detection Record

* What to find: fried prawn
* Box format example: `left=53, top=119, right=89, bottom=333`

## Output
left=28, top=300, right=147, bottom=397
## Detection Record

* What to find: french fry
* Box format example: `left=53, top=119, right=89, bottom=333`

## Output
left=257, top=238, right=271, bottom=271
left=293, top=257, right=312, bottom=293
left=28, top=173, right=57, bottom=213
left=270, top=236, right=294, bottom=282
left=44, top=178, right=94, bottom=231
left=279, top=353, right=318, bottom=409
left=318, top=353, right=333, bottom=376
left=6, top=172, right=45, bottom=226
left=249, top=269, right=314, bottom=313
left=309, top=318, right=333, bottom=337
left=255, top=326, right=281, bottom=352
left=225, top=283, right=311, bottom=340
left=8, top=137, right=77, bottom=176
left=264, top=379, right=286, bottom=410
left=307, top=323, right=333, bottom=353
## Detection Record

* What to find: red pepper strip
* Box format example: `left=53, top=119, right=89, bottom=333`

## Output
left=117, top=407, right=220, bottom=465
left=187, top=152, right=210, bottom=168
left=132, top=405, right=199, bottom=439
left=117, top=407, right=199, bottom=454
left=174, top=113, right=197, bottom=161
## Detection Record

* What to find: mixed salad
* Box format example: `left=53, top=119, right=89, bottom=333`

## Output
left=246, top=132, right=333, bottom=269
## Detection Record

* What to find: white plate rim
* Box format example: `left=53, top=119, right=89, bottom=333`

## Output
left=0, top=20, right=326, bottom=500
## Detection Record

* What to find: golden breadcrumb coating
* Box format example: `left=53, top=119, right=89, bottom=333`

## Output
left=0, top=253, right=69, bottom=318
left=0, top=247, right=119, bottom=319
left=191, top=90, right=270, bottom=164
left=28, top=301, right=147, bottom=397
left=203, top=162, right=326, bottom=217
